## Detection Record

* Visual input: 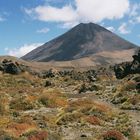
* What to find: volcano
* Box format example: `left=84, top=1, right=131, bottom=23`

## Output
left=22, top=23, right=138, bottom=66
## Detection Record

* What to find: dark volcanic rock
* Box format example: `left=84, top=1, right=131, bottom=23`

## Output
left=0, top=59, right=29, bottom=74
left=114, top=62, right=132, bottom=79
left=44, top=80, right=52, bottom=87
left=114, top=50, right=140, bottom=79
left=38, top=69, right=56, bottom=78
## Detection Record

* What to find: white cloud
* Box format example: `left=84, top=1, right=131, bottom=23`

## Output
left=59, top=21, right=79, bottom=29
left=37, top=27, right=50, bottom=33
left=136, top=16, right=140, bottom=23
left=131, top=16, right=140, bottom=24
left=106, top=26, right=115, bottom=32
left=0, top=12, right=9, bottom=22
left=129, top=3, right=140, bottom=24
left=118, top=23, right=131, bottom=34
left=25, top=0, right=130, bottom=25
left=76, top=0, right=129, bottom=22
left=25, top=5, right=77, bottom=22
left=5, top=43, right=43, bottom=57
left=129, top=3, right=139, bottom=17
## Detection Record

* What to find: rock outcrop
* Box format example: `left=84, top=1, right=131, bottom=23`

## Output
left=0, top=59, right=29, bottom=74
left=114, top=50, right=140, bottom=79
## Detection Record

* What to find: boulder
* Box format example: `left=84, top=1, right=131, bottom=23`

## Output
left=4, top=62, right=21, bottom=74
left=0, top=59, right=29, bottom=75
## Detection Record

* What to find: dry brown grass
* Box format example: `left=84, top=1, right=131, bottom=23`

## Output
left=38, top=89, right=68, bottom=108
left=6, top=122, right=37, bottom=137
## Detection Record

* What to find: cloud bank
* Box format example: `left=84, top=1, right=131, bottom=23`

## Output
left=25, top=0, right=130, bottom=25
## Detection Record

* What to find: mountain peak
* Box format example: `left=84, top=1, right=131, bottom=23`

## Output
left=22, top=22, right=138, bottom=63
left=67, top=22, right=108, bottom=35
left=75, top=22, right=108, bottom=31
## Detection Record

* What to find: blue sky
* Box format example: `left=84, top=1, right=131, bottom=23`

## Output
left=0, top=0, right=140, bottom=57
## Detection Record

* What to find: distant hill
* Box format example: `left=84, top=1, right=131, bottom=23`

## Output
left=22, top=23, right=138, bottom=66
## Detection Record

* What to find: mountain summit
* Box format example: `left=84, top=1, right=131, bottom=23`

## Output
left=22, top=23, right=138, bottom=64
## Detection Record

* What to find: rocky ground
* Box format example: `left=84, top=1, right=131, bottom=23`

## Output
left=0, top=52, right=140, bottom=140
